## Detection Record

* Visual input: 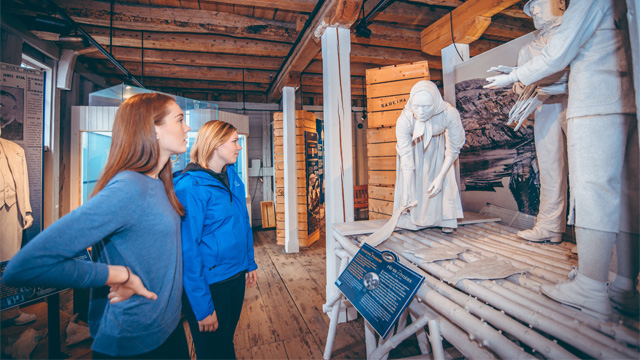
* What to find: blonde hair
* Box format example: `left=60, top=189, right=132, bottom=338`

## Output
left=190, top=120, right=238, bottom=168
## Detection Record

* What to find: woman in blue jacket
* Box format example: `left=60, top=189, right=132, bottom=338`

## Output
left=174, top=120, right=258, bottom=360
left=4, top=93, right=191, bottom=358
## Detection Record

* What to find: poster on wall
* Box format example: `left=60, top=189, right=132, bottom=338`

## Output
left=305, top=131, right=321, bottom=235
left=1, top=62, right=44, bottom=242
left=316, top=118, right=325, bottom=205
left=452, top=34, right=540, bottom=216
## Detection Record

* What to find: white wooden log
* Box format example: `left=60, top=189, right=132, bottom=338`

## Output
left=427, top=320, right=446, bottom=360
left=323, top=250, right=350, bottom=360
left=461, top=225, right=570, bottom=261
left=332, top=229, right=498, bottom=359
left=384, top=244, right=634, bottom=359
left=398, top=231, right=566, bottom=281
left=485, top=279, right=639, bottom=356
left=437, top=258, right=638, bottom=356
left=400, top=231, right=567, bottom=283
left=397, top=308, right=409, bottom=333
left=410, top=313, right=431, bottom=355
left=398, top=251, right=576, bottom=358
left=408, top=302, right=498, bottom=360
left=365, top=320, right=377, bottom=357
left=453, top=228, right=573, bottom=271
left=502, top=277, right=640, bottom=347
left=369, top=314, right=431, bottom=360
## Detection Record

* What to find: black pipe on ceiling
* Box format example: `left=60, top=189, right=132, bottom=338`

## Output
left=42, top=0, right=144, bottom=88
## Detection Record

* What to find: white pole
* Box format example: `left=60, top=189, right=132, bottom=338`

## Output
left=322, top=26, right=354, bottom=303
left=283, top=86, right=299, bottom=253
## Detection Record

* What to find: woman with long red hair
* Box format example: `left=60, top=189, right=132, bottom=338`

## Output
left=4, top=92, right=191, bottom=359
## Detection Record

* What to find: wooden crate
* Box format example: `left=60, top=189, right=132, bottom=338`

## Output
left=273, top=110, right=321, bottom=247
left=261, top=201, right=276, bottom=229
left=365, top=61, right=430, bottom=219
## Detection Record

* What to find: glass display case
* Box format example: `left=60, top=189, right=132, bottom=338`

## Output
left=75, top=85, right=252, bottom=206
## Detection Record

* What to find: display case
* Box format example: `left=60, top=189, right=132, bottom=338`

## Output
left=71, top=85, right=228, bottom=208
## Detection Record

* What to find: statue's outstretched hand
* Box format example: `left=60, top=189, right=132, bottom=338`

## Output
left=487, top=65, right=515, bottom=74
left=484, top=71, right=519, bottom=89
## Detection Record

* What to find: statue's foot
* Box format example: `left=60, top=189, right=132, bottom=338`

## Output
left=541, top=272, right=612, bottom=321
left=609, top=275, right=640, bottom=317
left=517, top=227, right=562, bottom=244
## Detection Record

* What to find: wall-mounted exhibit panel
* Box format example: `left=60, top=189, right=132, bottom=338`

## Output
left=273, top=110, right=324, bottom=247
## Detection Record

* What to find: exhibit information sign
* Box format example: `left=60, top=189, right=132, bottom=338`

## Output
left=0, top=251, right=91, bottom=310
left=335, top=243, right=424, bottom=338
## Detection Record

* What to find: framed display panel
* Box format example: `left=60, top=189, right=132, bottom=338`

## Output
left=273, top=110, right=324, bottom=247
left=452, top=33, right=540, bottom=215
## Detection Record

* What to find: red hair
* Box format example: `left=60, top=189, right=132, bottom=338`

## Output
left=91, top=92, right=184, bottom=215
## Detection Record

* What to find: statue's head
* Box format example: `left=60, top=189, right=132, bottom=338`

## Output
left=524, top=0, right=565, bottom=31
left=406, top=80, right=446, bottom=122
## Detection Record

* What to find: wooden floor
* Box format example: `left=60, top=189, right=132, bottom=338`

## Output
left=233, top=229, right=364, bottom=359
left=2, top=229, right=422, bottom=359
left=233, top=229, right=422, bottom=360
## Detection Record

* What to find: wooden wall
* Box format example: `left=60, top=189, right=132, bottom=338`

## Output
left=273, top=110, right=321, bottom=247
left=365, top=61, right=431, bottom=219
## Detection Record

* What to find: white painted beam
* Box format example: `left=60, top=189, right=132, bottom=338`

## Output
left=322, top=27, right=355, bottom=302
left=283, top=86, right=299, bottom=253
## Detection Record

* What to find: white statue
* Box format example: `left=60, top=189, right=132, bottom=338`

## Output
left=485, top=0, right=638, bottom=319
left=490, top=0, right=568, bottom=244
left=365, top=81, right=466, bottom=247
left=394, top=80, right=465, bottom=231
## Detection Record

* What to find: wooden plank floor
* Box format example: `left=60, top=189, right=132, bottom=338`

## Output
left=235, top=229, right=421, bottom=360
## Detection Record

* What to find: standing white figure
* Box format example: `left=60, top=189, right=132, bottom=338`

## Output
left=394, top=80, right=465, bottom=231
left=364, top=81, right=465, bottom=247
left=490, top=0, right=568, bottom=244
left=485, top=0, right=638, bottom=319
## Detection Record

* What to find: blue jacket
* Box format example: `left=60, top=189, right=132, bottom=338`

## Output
left=173, top=164, right=257, bottom=321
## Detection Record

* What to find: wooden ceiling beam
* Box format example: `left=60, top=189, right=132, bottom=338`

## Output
left=81, top=46, right=284, bottom=70
left=351, top=44, right=440, bottom=68
left=12, top=0, right=300, bottom=42
left=365, top=1, right=447, bottom=27
left=406, top=0, right=528, bottom=18
left=124, top=77, right=270, bottom=92
left=197, top=0, right=318, bottom=12
left=34, top=25, right=292, bottom=57
left=266, top=0, right=362, bottom=102
left=420, top=0, right=522, bottom=55
left=91, top=60, right=276, bottom=83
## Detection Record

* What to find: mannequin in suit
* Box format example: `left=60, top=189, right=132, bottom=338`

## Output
left=0, top=126, right=35, bottom=325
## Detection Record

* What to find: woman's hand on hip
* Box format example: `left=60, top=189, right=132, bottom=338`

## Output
left=246, top=270, right=258, bottom=288
left=198, top=312, right=219, bottom=332
left=107, top=266, right=157, bottom=304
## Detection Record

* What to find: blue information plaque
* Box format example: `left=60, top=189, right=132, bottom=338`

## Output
left=335, top=243, right=424, bottom=338
left=1, top=250, right=91, bottom=310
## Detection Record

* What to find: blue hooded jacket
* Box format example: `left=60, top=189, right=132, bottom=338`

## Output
left=173, top=163, right=257, bottom=321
